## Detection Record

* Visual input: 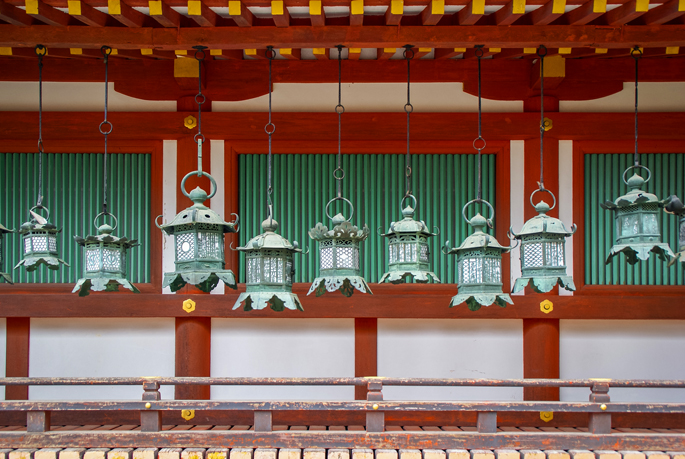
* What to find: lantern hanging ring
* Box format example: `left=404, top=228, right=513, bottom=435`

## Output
left=325, top=196, right=354, bottom=222
left=99, top=120, right=113, bottom=136
left=473, top=136, right=486, bottom=151
left=264, top=123, right=276, bottom=135
left=400, top=194, right=417, bottom=211
left=622, top=164, right=651, bottom=185
left=29, top=205, right=49, bottom=221
left=462, top=199, right=495, bottom=226
left=180, top=170, right=217, bottom=200
left=93, top=212, right=118, bottom=231
left=631, top=46, right=642, bottom=59
left=333, top=167, right=345, bottom=180
left=529, top=188, right=557, bottom=210
left=402, top=46, right=415, bottom=60
left=536, top=44, right=548, bottom=57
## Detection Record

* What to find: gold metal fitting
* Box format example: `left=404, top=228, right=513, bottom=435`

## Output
left=145, top=402, right=151, bottom=409
left=541, top=117, right=553, bottom=131
left=181, top=409, right=196, bottom=420
left=372, top=404, right=379, bottom=410
left=540, top=299, right=553, bottom=314
left=600, top=404, right=607, bottom=411
left=182, top=299, right=196, bottom=313
left=540, top=411, right=553, bottom=422
left=184, top=115, right=197, bottom=129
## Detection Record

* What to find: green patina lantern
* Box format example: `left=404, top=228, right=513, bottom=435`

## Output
left=233, top=208, right=302, bottom=311
left=157, top=174, right=238, bottom=293
left=73, top=214, right=140, bottom=296
left=380, top=197, right=440, bottom=284
left=510, top=191, right=576, bottom=293
left=15, top=208, right=69, bottom=272
left=443, top=201, right=513, bottom=311
left=664, top=195, right=685, bottom=269
left=601, top=169, right=674, bottom=265
left=0, top=223, right=13, bottom=284
left=308, top=200, right=372, bottom=297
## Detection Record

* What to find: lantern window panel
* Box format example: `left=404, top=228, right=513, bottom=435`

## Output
left=388, top=243, right=397, bottom=264
left=484, top=256, right=502, bottom=283
left=285, top=260, right=293, bottom=285
left=246, top=256, right=261, bottom=284
left=460, top=257, right=483, bottom=284
left=544, top=241, right=565, bottom=267
left=419, top=243, right=429, bottom=262
left=197, top=231, right=221, bottom=260
left=620, top=212, right=640, bottom=237
left=643, top=213, right=659, bottom=235
left=176, top=233, right=195, bottom=261
left=85, top=247, right=100, bottom=272
left=522, top=241, right=544, bottom=267
left=320, top=239, right=334, bottom=270
left=337, top=246, right=355, bottom=268
left=30, top=234, right=49, bottom=252
left=102, top=247, right=121, bottom=271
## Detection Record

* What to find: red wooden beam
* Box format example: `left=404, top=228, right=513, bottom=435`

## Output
left=271, top=0, right=290, bottom=27
left=377, top=47, right=396, bottom=59
left=309, top=0, right=326, bottom=26
left=188, top=0, right=218, bottom=27
left=636, top=0, right=685, bottom=25
left=25, top=0, right=71, bottom=26
left=434, top=47, right=465, bottom=59
left=602, top=0, right=649, bottom=25
left=349, top=0, right=363, bottom=25
left=420, top=0, right=443, bottom=25
left=109, top=0, right=149, bottom=27
left=527, top=0, right=566, bottom=25
left=2, top=24, right=685, bottom=49
left=523, top=319, right=560, bottom=402
left=228, top=0, right=253, bottom=26
left=456, top=0, right=484, bottom=25
left=385, top=0, right=403, bottom=24
left=494, top=0, right=526, bottom=25
left=68, top=0, right=109, bottom=27
left=560, top=0, right=606, bottom=25
left=149, top=0, right=182, bottom=27
left=175, top=317, right=212, bottom=400
left=5, top=318, right=30, bottom=400
left=354, top=318, right=377, bottom=400
left=0, top=1, right=34, bottom=26
left=278, top=47, right=301, bottom=59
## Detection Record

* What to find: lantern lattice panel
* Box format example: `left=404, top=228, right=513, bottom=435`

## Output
left=0, top=152, right=152, bottom=284
left=585, top=152, right=685, bottom=285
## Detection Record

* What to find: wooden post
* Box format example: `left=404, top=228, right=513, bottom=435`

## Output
left=477, top=412, right=497, bottom=433
left=366, top=379, right=384, bottom=432
left=27, top=411, right=50, bottom=432
left=523, top=319, right=560, bottom=400
left=355, top=318, right=377, bottom=400
left=254, top=410, right=273, bottom=432
left=175, top=316, right=211, bottom=400
left=141, top=380, right=162, bottom=432
left=6, top=317, right=30, bottom=400
left=589, top=381, right=611, bottom=434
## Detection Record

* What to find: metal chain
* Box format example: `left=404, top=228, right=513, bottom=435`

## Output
left=194, top=46, right=207, bottom=175
left=537, top=44, right=547, bottom=191
left=35, top=44, right=46, bottom=208
left=265, top=46, right=276, bottom=209
left=99, top=46, right=113, bottom=215
left=631, top=46, right=642, bottom=168
left=474, top=45, right=485, bottom=202
left=334, top=45, right=345, bottom=199
left=404, top=45, right=414, bottom=198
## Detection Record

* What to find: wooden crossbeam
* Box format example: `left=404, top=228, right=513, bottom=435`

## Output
left=244, top=48, right=267, bottom=58
left=109, top=0, right=148, bottom=27
left=209, top=48, right=244, bottom=59
left=527, top=0, right=566, bottom=25
left=25, top=0, right=70, bottom=26
left=312, top=47, right=328, bottom=59
left=309, top=0, right=325, bottom=26
left=457, top=0, right=485, bottom=25
left=188, top=0, right=217, bottom=27
left=349, top=0, right=363, bottom=25
left=68, top=0, right=108, bottom=27
left=603, top=0, right=650, bottom=25
left=434, top=47, right=465, bottom=59
left=378, top=47, right=396, bottom=59
left=347, top=47, right=362, bottom=59
left=637, top=0, right=685, bottom=24
left=271, top=0, right=290, bottom=27
left=278, top=47, right=300, bottom=59
left=412, top=47, right=432, bottom=59
left=149, top=0, right=181, bottom=27
left=421, top=0, right=443, bottom=25
left=0, top=1, right=33, bottom=26
left=562, top=0, right=607, bottom=25
left=228, top=1, right=253, bottom=27
left=494, top=0, right=526, bottom=25
left=385, top=0, right=403, bottom=25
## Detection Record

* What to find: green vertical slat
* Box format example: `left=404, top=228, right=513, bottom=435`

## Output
left=0, top=152, right=151, bottom=284
left=584, top=152, right=684, bottom=286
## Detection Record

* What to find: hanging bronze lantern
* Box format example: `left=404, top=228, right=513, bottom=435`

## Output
left=73, top=215, right=140, bottom=296
left=233, top=209, right=303, bottom=311
left=443, top=202, right=513, bottom=311
left=0, top=223, right=13, bottom=284
left=665, top=195, right=685, bottom=268
left=510, top=46, right=576, bottom=294
left=15, top=208, right=69, bottom=272
left=380, top=197, right=440, bottom=284
left=510, top=191, right=576, bottom=293
left=308, top=200, right=372, bottom=297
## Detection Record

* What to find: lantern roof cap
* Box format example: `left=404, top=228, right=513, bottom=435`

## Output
left=602, top=173, right=665, bottom=210
left=0, top=223, right=13, bottom=234
left=309, top=219, right=370, bottom=241
left=237, top=217, right=302, bottom=253
left=381, top=206, right=436, bottom=237
left=74, top=228, right=139, bottom=249
left=510, top=201, right=576, bottom=238
left=443, top=212, right=512, bottom=254
left=158, top=187, right=238, bottom=235
left=18, top=210, right=59, bottom=234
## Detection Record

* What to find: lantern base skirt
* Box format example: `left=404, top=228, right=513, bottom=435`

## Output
left=380, top=270, right=440, bottom=284
left=72, top=277, right=141, bottom=297
left=14, top=256, right=69, bottom=272
left=512, top=275, right=576, bottom=294
left=605, top=242, right=674, bottom=265
left=1, top=272, right=12, bottom=284
left=308, top=276, right=373, bottom=297
left=667, top=250, right=685, bottom=268
left=233, top=291, right=303, bottom=312
left=162, top=270, right=237, bottom=293
left=449, top=293, right=513, bottom=311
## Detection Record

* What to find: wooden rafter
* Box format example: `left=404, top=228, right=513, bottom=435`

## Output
left=349, top=0, right=363, bottom=25
left=68, top=0, right=108, bottom=27
left=561, top=0, right=606, bottom=25
left=148, top=0, right=181, bottom=27
left=0, top=1, right=33, bottom=26
left=493, top=0, right=526, bottom=25
left=228, top=0, right=253, bottom=26
left=378, top=47, right=396, bottom=59
left=457, top=0, right=484, bottom=25
left=636, top=0, right=685, bottom=25
left=278, top=47, right=301, bottom=59
left=309, top=0, right=325, bottom=26
left=602, top=0, right=650, bottom=25
left=420, top=0, right=443, bottom=25
left=385, top=0, right=403, bottom=25
left=188, top=0, right=218, bottom=26
left=109, top=0, right=148, bottom=27
left=527, top=0, right=566, bottom=25
left=434, top=47, right=466, bottom=59
left=25, top=0, right=70, bottom=26
left=209, top=48, right=244, bottom=59
left=271, top=0, right=290, bottom=27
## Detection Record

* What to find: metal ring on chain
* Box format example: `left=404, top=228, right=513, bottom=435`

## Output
left=402, top=47, right=415, bottom=60
left=404, top=103, right=414, bottom=113
left=195, top=93, right=206, bottom=105
left=194, top=47, right=206, bottom=61
left=405, top=165, right=412, bottom=178
left=325, top=196, right=354, bottom=222
left=35, top=44, right=46, bottom=56
left=37, top=140, right=44, bottom=153
left=400, top=193, right=417, bottom=212
left=93, top=211, right=118, bottom=231
left=461, top=199, right=495, bottom=225
left=333, top=167, right=345, bottom=180
left=29, top=205, right=50, bottom=222
left=473, top=136, right=486, bottom=151
left=529, top=188, right=557, bottom=210
left=631, top=46, right=643, bottom=58
left=475, top=46, right=484, bottom=58
left=99, top=120, right=113, bottom=135
left=335, top=104, right=345, bottom=115
left=265, top=47, right=276, bottom=60
left=264, top=123, right=276, bottom=135
left=536, top=44, right=548, bottom=57
left=180, top=170, right=217, bottom=200
left=622, top=164, right=651, bottom=185
left=101, top=45, right=112, bottom=57
left=194, top=133, right=206, bottom=144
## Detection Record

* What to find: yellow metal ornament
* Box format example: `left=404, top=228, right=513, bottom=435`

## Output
left=184, top=115, right=197, bottom=129
left=182, top=298, right=196, bottom=313
left=181, top=409, right=196, bottom=420
left=540, top=299, right=553, bottom=314
left=540, top=411, right=553, bottom=422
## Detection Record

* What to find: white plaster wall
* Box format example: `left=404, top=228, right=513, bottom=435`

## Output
left=558, top=140, right=574, bottom=296
left=29, top=318, right=175, bottom=400
left=0, top=318, right=5, bottom=400
left=161, top=140, right=177, bottom=294
left=560, top=320, right=685, bottom=402
left=378, top=319, right=524, bottom=401
left=509, top=140, right=525, bottom=296
left=560, top=82, right=685, bottom=112
left=211, top=319, right=355, bottom=400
